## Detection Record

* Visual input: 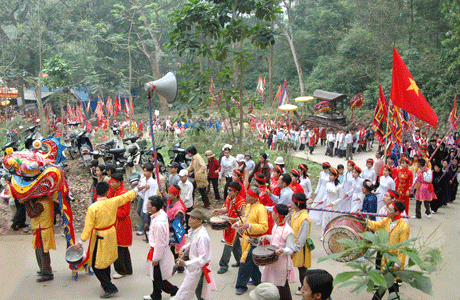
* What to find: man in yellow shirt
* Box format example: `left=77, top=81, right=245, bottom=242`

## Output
left=365, top=200, right=410, bottom=300
left=24, top=195, right=56, bottom=282
left=74, top=182, right=138, bottom=298
left=232, top=186, right=268, bottom=295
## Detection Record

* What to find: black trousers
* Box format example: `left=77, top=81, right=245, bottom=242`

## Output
left=195, top=272, right=205, bottom=300
left=170, top=245, right=184, bottom=273
left=198, top=187, right=210, bottom=207
left=277, top=279, right=292, bottom=300
left=35, top=233, right=52, bottom=275
left=208, top=178, right=221, bottom=200
left=223, top=177, right=232, bottom=200
left=297, top=267, right=307, bottom=290
left=218, top=237, right=242, bottom=270
left=415, top=200, right=431, bottom=218
left=185, top=207, right=193, bottom=233
left=113, top=246, right=133, bottom=275
left=92, top=237, right=118, bottom=293
left=450, top=183, right=458, bottom=202
left=151, top=264, right=178, bottom=299
left=12, top=200, right=26, bottom=229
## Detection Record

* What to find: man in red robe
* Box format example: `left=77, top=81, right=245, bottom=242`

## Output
left=110, top=173, right=133, bottom=279
left=213, top=181, right=246, bottom=274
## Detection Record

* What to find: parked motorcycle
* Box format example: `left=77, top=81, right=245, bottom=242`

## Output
left=63, top=122, right=82, bottom=159
left=167, top=139, right=191, bottom=170
left=76, top=130, right=93, bottom=168
left=2, top=129, right=21, bottom=154
left=23, top=125, right=42, bottom=150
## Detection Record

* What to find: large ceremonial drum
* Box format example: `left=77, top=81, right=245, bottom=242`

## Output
left=252, top=245, right=278, bottom=266
left=322, top=215, right=367, bottom=262
left=210, top=215, right=231, bottom=230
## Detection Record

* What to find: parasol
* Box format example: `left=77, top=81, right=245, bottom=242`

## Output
left=295, top=96, right=314, bottom=102
left=278, top=104, right=298, bottom=111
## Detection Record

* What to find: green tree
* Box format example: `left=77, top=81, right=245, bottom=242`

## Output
left=168, top=0, right=280, bottom=148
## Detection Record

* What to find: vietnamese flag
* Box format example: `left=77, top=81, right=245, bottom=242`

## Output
left=391, top=47, right=438, bottom=128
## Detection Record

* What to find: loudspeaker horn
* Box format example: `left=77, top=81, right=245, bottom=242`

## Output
left=144, top=72, right=178, bottom=103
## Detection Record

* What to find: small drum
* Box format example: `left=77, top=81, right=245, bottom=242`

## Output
left=322, top=215, right=367, bottom=262
left=252, top=245, right=278, bottom=266
left=210, top=215, right=231, bottom=230
left=65, top=245, right=84, bottom=265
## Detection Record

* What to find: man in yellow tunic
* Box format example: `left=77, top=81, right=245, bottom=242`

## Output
left=365, top=200, right=410, bottom=300
left=24, top=195, right=56, bottom=282
left=232, top=187, right=268, bottom=295
left=288, top=193, right=312, bottom=296
left=74, top=182, right=138, bottom=298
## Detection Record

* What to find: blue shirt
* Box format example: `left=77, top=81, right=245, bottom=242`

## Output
left=362, top=193, right=377, bottom=221
left=269, top=186, right=294, bottom=207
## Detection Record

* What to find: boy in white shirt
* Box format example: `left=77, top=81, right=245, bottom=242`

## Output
left=178, top=169, right=194, bottom=232
left=137, top=163, right=159, bottom=236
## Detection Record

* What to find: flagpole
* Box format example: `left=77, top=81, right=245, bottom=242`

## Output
left=147, top=91, right=161, bottom=189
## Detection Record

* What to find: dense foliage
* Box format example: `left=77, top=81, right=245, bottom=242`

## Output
left=1, top=0, right=459, bottom=123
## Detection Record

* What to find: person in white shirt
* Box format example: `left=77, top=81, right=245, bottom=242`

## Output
left=178, top=169, right=194, bottom=232
left=341, top=160, right=355, bottom=211
left=298, top=163, right=313, bottom=199
left=244, top=151, right=255, bottom=177
left=317, top=169, right=343, bottom=234
left=219, top=145, right=238, bottom=200
left=325, top=130, right=335, bottom=157
left=137, top=163, right=159, bottom=236
left=362, top=158, right=377, bottom=185
left=345, top=131, right=354, bottom=160
left=376, top=165, right=396, bottom=213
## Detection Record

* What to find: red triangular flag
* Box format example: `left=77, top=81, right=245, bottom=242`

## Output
left=390, top=47, right=437, bottom=128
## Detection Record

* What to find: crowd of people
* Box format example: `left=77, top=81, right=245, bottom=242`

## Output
left=10, top=114, right=460, bottom=300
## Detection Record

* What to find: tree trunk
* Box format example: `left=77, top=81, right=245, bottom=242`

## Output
left=17, top=75, right=25, bottom=114
left=275, top=21, right=305, bottom=96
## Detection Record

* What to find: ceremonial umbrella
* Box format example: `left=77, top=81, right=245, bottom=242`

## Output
left=278, top=104, right=298, bottom=111
left=294, top=96, right=314, bottom=102
left=295, top=96, right=314, bottom=116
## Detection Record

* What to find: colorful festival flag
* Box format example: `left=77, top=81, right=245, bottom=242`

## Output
left=256, top=76, right=265, bottom=98
left=124, top=96, right=130, bottom=121
left=129, top=97, right=135, bottom=115
left=114, top=95, right=120, bottom=117
left=373, top=84, right=389, bottom=144
left=86, top=98, right=91, bottom=113
left=449, top=95, right=458, bottom=130
left=106, top=96, right=113, bottom=116
left=94, top=96, right=104, bottom=120
left=279, top=78, right=289, bottom=106
left=391, top=47, right=438, bottom=128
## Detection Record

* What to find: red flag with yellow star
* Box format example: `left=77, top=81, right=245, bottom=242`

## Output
left=390, top=47, right=437, bottom=128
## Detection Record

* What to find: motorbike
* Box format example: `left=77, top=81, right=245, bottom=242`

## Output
left=2, top=129, right=21, bottom=154
left=123, top=136, right=143, bottom=178
left=23, top=125, right=42, bottom=150
left=75, top=130, right=93, bottom=168
left=63, top=122, right=82, bottom=159
left=168, top=139, right=191, bottom=170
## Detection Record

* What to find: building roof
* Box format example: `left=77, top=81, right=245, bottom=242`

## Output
left=312, top=90, right=347, bottom=102
left=23, top=89, right=54, bottom=101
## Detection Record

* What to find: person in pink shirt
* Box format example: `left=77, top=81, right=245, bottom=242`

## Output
left=374, top=150, right=384, bottom=187
left=144, top=196, right=178, bottom=300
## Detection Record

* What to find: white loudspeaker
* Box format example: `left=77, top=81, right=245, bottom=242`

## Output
left=144, top=72, right=178, bottom=103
